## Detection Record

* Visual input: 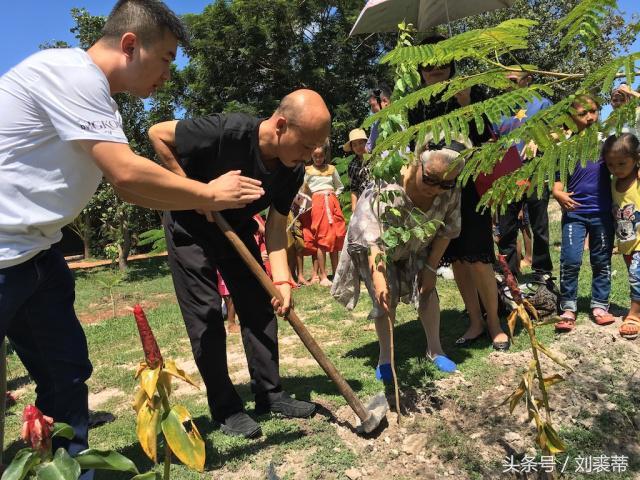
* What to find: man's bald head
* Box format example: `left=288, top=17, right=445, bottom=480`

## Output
left=263, top=89, right=332, bottom=168
left=275, top=89, right=331, bottom=135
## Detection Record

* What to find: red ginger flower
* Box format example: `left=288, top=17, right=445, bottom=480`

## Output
left=497, top=254, right=523, bottom=305
left=21, top=405, right=54, bottom=453
left=133, top=304, right=163, bottom=369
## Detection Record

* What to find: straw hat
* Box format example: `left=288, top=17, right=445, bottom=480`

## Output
left=343, top=128, right=368, bottom=152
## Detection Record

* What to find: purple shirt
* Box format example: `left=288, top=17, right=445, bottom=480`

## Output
left=566, top=159, right=612, bottom=214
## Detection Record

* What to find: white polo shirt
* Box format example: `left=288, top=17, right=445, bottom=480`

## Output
left=0, top=48, right=128, bottom=269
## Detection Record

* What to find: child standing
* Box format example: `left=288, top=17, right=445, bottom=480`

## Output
left=343, top=128, right=371, bottom=212
left=553, top=95, right=616, bottom=332
left=303, top=139, right=346, bottom=286
left=604, top=133, right=640, bottom=340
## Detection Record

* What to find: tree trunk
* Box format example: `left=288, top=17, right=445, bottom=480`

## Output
left=117, top=228, right=132, bottom=272
left=82, top=225, right=91, bottom=260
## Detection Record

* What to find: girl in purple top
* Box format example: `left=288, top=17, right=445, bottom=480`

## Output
left=553, top=95, right=615, bottom=331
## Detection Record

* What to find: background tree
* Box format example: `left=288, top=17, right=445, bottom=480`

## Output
left=181, top=0, right=394, bottom=157
left=449, top=0, right=637, bottom=101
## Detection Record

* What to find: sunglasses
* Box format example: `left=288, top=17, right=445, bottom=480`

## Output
left=421, top=161, right=457, bottom=190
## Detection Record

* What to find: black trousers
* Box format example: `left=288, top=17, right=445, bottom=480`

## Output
left=163, top=213, right=281, bottom=422
left=497, top=189, right=553, bottom=280
left=0, top=249, right=93, bottom=479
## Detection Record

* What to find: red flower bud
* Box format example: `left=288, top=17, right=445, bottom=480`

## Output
left=497, top=254, right=523, bottom=305
left=133, top=304, right=163, bottom=369
left=21, top=405, right=53, bottom=453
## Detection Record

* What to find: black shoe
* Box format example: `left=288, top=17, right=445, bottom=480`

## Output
left=492, top=340, right=510, bottom=352
left=88, top=411, right=116, bottom=429
left=455, top=330, right=486, bottom=347
left=255, top=391, right=316, bottom=418
left=220, top=411, right=262, bottom=438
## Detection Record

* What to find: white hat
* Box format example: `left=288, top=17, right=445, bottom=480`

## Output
left=343, top=128, right=368, bottom=152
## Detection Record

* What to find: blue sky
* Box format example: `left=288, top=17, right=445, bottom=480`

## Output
left=1, top=0, right=638, bottom=114
left=0, top=0, right=211, bottom=75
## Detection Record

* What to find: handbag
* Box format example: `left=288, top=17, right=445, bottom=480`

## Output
left=474, top=143, right=522, bottom=197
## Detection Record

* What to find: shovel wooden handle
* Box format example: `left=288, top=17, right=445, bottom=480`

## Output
left=213, top=212, right=371, bottom=423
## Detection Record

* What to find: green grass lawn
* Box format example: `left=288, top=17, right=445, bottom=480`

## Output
left=3, top=211, right=638, bottom=479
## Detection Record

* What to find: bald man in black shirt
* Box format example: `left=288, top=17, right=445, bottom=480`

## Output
left=149, top=90, right=331, bottom=438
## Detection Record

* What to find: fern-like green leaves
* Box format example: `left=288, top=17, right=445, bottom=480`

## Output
left=477, top=124, right=602, bottom=213
left=554, top=0, right=617, bottom=50
left=381, top=19, right=537, bottom=67
left=581, top=52, right=640, bottom=94
left=363, top=0, right=639, bottom=218
left=372, top=85, right=553, bottom=157
left=138, top=229, right=167, bottom=254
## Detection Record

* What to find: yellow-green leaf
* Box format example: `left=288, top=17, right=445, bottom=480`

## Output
left=529, top=405, right=543, bottom=426
left=543, top=423, right=566, bottom=454
left=161, top=405, right=205, bottom=472
left=542, top=374, right=565, bottom=388
left=507, top=311, right=518, bottom=339
left=133, top=387, right=147, bottom=413
left=500, top=379, right=527, bottom=414
left=140, top=366, right=161, bottom=399
left=163, top=359, right=199, bottom=388
left=536, top=421, right=548, bottom=451
left=135, top=362, right=148, bottom=379
left=517, top=305, right=532, bottom=330
left=136, top=397, right=161, bottom=462
left=158, top=371, right=172, bottom=397
left=535, top=340, right=574, bottom=372
left=523, top=299, right=540, bottom=323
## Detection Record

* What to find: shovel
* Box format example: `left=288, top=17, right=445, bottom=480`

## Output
left=213, top=212, right=387, bottom=434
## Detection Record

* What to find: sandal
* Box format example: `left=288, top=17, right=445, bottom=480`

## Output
left=555, top=311, right=576, bottom=333
left=619, top=316, right=640, bottom=340
left=590, top=308, right=615, bottom=326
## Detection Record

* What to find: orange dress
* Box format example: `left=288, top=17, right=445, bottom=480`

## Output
left=303, top=165, right=346, bottom=253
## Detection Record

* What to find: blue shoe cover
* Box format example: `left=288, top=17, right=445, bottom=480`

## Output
left=431, top=355, right=457, bottom=373
left=375, top=363, right=393, bottom=382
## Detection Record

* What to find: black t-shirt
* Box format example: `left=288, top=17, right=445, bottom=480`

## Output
left=169, top=113, right=304, bottom=232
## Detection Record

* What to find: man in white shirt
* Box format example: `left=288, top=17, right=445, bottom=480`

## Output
left=0, top=1, right=263, bottom=471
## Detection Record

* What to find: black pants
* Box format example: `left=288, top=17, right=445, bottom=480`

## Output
left=163, top=213, right=281, bottom=422
left=0, top=249, right=93, bottom=479
left=497, top=189, right=553, bottom=279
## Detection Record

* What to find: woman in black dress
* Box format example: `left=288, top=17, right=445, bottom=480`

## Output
left=408, top=35, right=509, bottom=351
